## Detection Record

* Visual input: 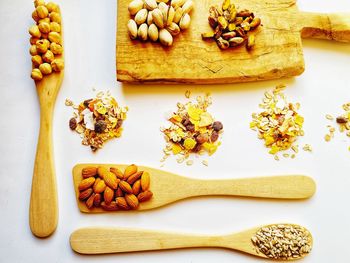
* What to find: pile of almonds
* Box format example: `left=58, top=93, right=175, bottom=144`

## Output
left=202, top=0, right=261, bottom=50
left=78, top=165, right=153, bottom=211
left=127, top=0, right=193, bottom=46
left=29, top=0, right=64, bottom=81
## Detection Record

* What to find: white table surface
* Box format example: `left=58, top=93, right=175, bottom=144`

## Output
left=1, top=0, right=350, bottom=262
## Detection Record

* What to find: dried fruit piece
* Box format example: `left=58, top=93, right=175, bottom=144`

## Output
left=69, top=118, right=77, bottom=130
left=125, top=194, right=139, bottom=209
left=138, top=190, right=153, bottom=202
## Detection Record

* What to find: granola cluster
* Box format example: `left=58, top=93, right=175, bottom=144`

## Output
left=67, top=91, right=128, bottom=151
left=161, top=93, right=223, bottom=165
left=250, top=85, right=306, bottom=159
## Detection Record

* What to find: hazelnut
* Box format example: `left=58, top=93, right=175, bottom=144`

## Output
left=51, top=58, right=64, bottom=72
left=36, top=39, right=50, bottom=53
left=34, top=0, right=45, bottom=7
left=39, top=63, right=52, bottom=75
left=48, top=31, right=61, bottom=44
left=30, top=37, right=40, bottom=45
left=32, top=55, right=43, bottom=67
left=32, top=10, right=39, bottom=22
left=38, top=17, right=50, bottom=24
left=29, top=45, right=38, bottom=56
left=50, top=42, right=63, bottom=55
left=50, top=22, right=61, bottom=32
left=49, top=12, right=61, bottom=23
left=36, top=5, right=49, bottom=19
left=196, top=133, right=209, bottom=144
left=29, top=25, right=41, bottom=38
left=31, top=68, right=43, bottom=81
left=38, top=22, right=50, bottom=33
left=42, top=50, right=54, bottom=63
left=210, top=131, right=219, bottom=142
left=46, top=2, right=59, bottom=12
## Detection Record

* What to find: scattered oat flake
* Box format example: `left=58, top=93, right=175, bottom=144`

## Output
left=185, top=90, right=191, bottom=98
left=65, top=98, right=73, bottom=106
left=325, top=114, right=334, bottom=120
left=186, top=160, right=194, bottom=166
left=202, top=160, right=209, bottom=166
left=303, top=144, right=312, bottom=152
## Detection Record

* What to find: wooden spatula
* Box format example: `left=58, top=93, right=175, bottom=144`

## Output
left=29, top=8, right=64, bottom=238
left=70, top=224, right=313, bottom=260
left=73, top=164, right=316, bottom=212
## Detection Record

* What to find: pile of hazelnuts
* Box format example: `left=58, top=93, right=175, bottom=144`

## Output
left=29, top=0, right=64, bottom=81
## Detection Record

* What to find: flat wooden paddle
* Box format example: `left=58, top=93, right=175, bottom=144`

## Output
left=29, top=7, right=63, bottom=238
left=73, top=164, right=316, bottom=212
left=70, top=224, right=312, bottom=260
left=116, top=0, right=350, bottom=84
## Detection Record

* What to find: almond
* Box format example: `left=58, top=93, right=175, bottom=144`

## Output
left=101, top=201, right=119, bottom=211
left=115, top=187, right=124, bottom=197
left=138, top=190, right=153, bottom=202
left=124, top=164, right=138, bottom=179
left=93, top=179, right=106, bottom=194
left=103, top=171, right=119, bottom=189
left=125, top=194, right=139, bottom=209
left=104, top=186, right=114, bottom=205
left=127, top=171, right=143, bottom=184
left=132, top=180, right=141, bottom=195
left=93, top=193, right=102, bottom=207
left=141, top=171, right=150, bottom=191
left=79, top=188, right=93, bottom=201
left=97, top=166, right=109, bottom=179
left=119, top=181, right=133, bottom=194
left=116, top=197, right=129, bottom=210
left=78, top=177, right=95, bottom=191
left=110, top=167, right=124, bottom=179
left=82, top=166, right=97, bottom=178
left=85, top=193, right=95, bottom=209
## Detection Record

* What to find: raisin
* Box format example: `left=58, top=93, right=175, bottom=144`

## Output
left=69, top=118, right=77, bottom=130
left=186, top=123, right=195, bottom=132
left=336, top=116, right=348, bottom=124
left=212, top=121, right=223, bottom=131
left=196, top=133, right=209, bottom=144
left=116, top=119, right=123, bottom=128
left=83, top=99, right=93, bottom=107
left=211, top=131, right=219, bottom=142
left=95, top=120, right=107, bottom=133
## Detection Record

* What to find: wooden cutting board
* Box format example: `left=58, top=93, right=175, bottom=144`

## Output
left=116, top=0, right=350, bottom=84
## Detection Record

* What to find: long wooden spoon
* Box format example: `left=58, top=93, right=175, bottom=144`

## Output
left=29, top=7, right=64, bottom=238
left=73, top=164, right=316, bottom=212
left=70, top=224, right=313, bottom=260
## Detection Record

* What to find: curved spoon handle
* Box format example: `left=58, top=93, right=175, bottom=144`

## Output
left=29, top=108, right=58, bottom=237
left=70, top=227, right=218, bottom=254
left=188, top=175, right=315, bottom=199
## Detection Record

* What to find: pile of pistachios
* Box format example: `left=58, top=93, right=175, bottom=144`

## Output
left=202, top=0, right=261, bottom=50
left=127, top=0, right=193, bottom=47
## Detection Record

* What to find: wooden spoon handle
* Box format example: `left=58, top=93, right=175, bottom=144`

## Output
left=186, top=175, right=315, bottom=199
left=299, top=12, right=350, bottom=42
left=70, top=228, right=218, bottom=254
left=29, top=108, right=58, bottom=237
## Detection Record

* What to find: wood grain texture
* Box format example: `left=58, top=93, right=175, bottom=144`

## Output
left=29, top=8, right=63, bottom=238
left=72, top=164, right=316, bottom=213
left=116, top=0, right=350, bottom=84
left=70, top=223, right=312, bottom=260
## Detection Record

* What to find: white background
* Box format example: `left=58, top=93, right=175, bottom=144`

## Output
left=0, top=0, right=350, bottom=262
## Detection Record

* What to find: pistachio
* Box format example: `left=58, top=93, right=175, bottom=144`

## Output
left=234, top=16, right=243, bottom=25
left=166, top=22, right=180, bottom=36
left=201, top=32, right=214, bottom=39
left=179, top=13, right=191, bottom=30
left=246, top=34, right=255, bottom=49
left=135, top=9, right=148, bottom=25
left=145, top=0, right=157, bottom=11
left=147, top=10, right=153, bottom=25
left=216, top=37, right=229, bottom=49
left=222, top=31, right=236, bottom=40
left=250, top=17, right=261, bottom=29
left=158, top=2, right=168, bottom=25
left=128, top=0, right=144, bottom=15
left=173, top=7, right=183, bottom=24
left=228, top=36, right=244, bottom=47
left=167, top=6, right=175, bottom=26
left=182, top=0, right=194, bottom=14
left=127, top=19, right=138, bottom=39
left=222, top=0, right=230, bottom=11
left=171, top=0, right=186, bottom=9
left=241, top=21, right=250, bottom=31
left=217, top=16, right=228, bottom=29
left=152, top=8, right=164, bottom=29
left=138, top=23, right=148, bottom=41
left=159, top=28, right=173, bottom=46
left=148, top=23, right=159, bottom=41
left=214, top=25, right=222, bottom=39
left=227, top=4, right=237, bottom=22
left=235, top=26, right=246, bottom=37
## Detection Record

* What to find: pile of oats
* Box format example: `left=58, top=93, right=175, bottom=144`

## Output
left=250, top=85, right=309, bottom=160
left=251, top=224, right=312, bottom=260
left=67, top=91, right=128, bottom=151
left=160, top=92, right=223, bottom=165
left=324, top=103, right=350, bottom=151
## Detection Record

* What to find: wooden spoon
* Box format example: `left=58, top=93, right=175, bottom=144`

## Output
left=70, top=224, right=313, bottom=260
left=73, top=164, right=316, bottom=212
left=29, top=7, right=64, bottom=238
